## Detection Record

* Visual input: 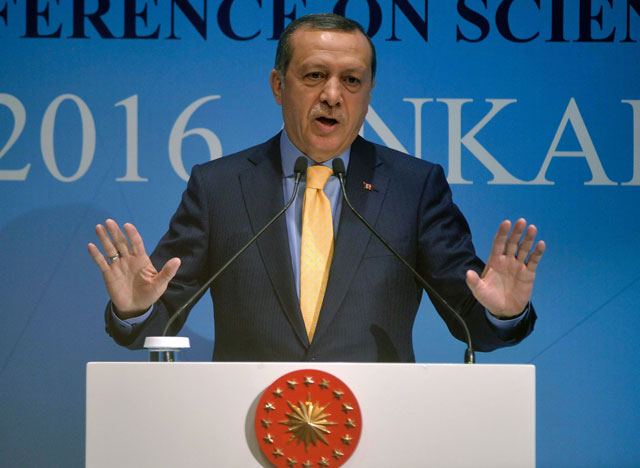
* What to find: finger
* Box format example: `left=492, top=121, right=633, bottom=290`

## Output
left=87, top=243, right=110, bottom=273
left=526, top=240, right=546, bottom=273
left=505, top=218, right=526, bottom=257
left=105, top=219, right=131, bottom=257
left=123, top=223, right=146, bottom=256
left=95, top=223, right=119, bottom=258
left=490, top=220, right=511, bottom=257
left=516, top=224, right=537, bottom=262
left=465, top=269, right=481, bottom=294
left=157, top=257, right=181, bottom=285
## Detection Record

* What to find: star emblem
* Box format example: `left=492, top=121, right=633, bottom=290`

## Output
left=279, top=396, right=337, bottom=450
left=255, top=369, right=362, bottom=467
left=341, top=434, right=353, bottom=445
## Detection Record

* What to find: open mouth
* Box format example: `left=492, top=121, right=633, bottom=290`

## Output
left=316, top=116, right=339, bottom=126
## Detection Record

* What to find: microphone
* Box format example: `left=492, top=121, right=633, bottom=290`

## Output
left=331, top=158, right=475, bottom=364
left=161, top=156, right=309, bottom=336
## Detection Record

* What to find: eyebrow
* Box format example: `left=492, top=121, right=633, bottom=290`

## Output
left=300, top=62, right=367, bottom=75
left=300, top=62, right=328, bottom=71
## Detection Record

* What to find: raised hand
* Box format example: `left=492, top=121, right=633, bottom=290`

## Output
left=465, top=218, right=545, bottom=318
left=87, top=219, right=180, bottom=319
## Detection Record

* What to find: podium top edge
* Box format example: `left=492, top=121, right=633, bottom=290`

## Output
left=87, top=362, right=535, bottom=369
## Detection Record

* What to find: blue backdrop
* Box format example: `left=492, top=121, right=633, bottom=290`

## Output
left=1, top=1, right=639, bottom=466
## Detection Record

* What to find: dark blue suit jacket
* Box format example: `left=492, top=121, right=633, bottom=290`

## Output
left=105, top=134, right=535, bottom=361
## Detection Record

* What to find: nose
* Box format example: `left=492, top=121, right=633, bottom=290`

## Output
left=320, top=77, right=342, bottom=107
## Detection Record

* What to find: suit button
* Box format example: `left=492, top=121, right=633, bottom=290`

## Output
left=309, top=357, right=316, bottom=361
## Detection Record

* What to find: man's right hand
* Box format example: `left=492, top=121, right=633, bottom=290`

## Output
left=87, top=219, right=181, bottom=320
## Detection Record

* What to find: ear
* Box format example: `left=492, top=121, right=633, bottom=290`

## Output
left=270, top=69, right=283, bottom=105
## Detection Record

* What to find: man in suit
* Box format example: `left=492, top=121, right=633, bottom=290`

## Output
left=88, top=14, right=545, bottom=362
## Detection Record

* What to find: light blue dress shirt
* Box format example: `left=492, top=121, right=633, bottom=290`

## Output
left=113, top=130, right=527, bottom=334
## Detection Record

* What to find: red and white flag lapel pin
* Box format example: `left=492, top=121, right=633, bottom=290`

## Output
left=363, top=181, right=374, bottom=191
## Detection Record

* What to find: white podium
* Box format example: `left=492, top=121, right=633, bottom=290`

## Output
left=86, top=362, right=535, bottom=467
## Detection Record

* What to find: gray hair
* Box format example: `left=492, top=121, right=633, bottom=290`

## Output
left=274, top=13, right=376, bottom=81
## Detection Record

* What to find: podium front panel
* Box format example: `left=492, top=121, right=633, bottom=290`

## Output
left=86, top=362, right=534, bottom=467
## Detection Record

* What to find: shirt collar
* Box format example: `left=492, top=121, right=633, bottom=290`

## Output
left=280, top=129, right=351, bottom=177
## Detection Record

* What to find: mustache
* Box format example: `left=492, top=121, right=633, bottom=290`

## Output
left=310, top=105, right=344, bottom=122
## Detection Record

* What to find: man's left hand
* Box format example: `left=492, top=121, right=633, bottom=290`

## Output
left=466, top=218, right=546, bottom=319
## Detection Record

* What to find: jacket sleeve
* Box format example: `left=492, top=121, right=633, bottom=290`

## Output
left=104, top=164, right=212, bottom=349
left=415, top=164, right=536, bottom=352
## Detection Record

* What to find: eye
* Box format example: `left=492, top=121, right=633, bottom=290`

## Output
left=306, top=72, right=324, bottom=80
left=345, top=76, right=361, bottom=86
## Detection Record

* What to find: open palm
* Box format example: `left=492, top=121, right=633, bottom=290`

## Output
left=87, top=219, right=180, bottom=319
left=466, top=219, right=545, bottom=318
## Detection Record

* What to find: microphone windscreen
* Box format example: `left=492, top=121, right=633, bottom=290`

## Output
left=332, top=158, right=346, bottom=176
left=293, top=156, right=308, bottom=175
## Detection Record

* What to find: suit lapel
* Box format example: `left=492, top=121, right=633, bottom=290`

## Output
left=238, top=137, right=309, bottom=347
left=312, top=137, right=391, bottom=345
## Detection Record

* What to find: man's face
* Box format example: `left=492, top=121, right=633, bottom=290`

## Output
left=270, top=28, right=375, bottom=163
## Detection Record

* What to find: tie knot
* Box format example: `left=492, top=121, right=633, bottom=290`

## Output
left=306, top=165, right=333, bottom=190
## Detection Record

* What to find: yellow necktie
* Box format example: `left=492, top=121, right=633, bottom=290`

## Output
left=300, top=165, right=334, bottom=342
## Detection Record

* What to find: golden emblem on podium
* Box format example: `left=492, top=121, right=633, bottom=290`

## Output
left=255, top=369, right=362, bottom=467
